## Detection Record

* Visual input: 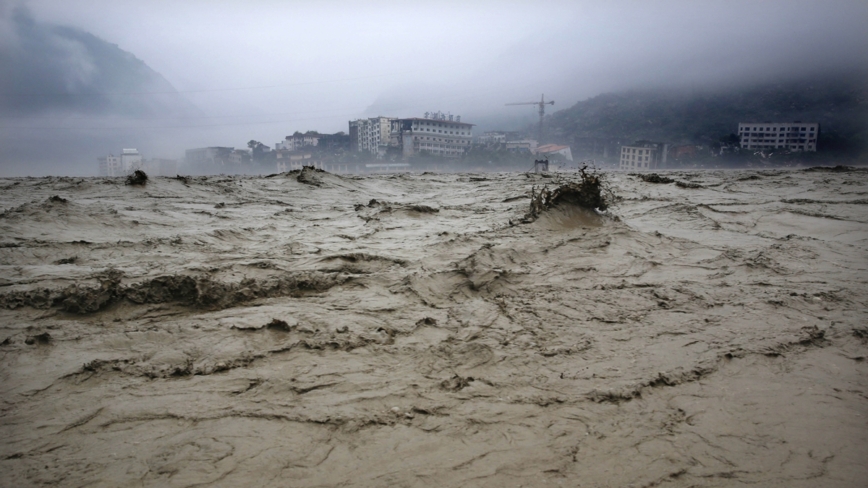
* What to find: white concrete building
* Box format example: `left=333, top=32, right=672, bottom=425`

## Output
left=478, top=131, right=507, bottom=144
left=619, top=142, right=668, bottom=170
left=349, top=117, right=395, bottom=156
left=738, top=122, right=818, bottom=152
left=120, top=148, right=142, bottom=172
left=389, top=117, right=474, bottom=159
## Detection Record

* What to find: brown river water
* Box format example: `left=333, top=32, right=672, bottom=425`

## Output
left=1, top=167, right=866, bottom=487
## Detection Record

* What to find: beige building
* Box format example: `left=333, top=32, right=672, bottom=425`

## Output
left=97, top=155, right=122, bottom=176
left=738, top=122, right=818, bottom=151
left=619, top=142, right=667, bottom=170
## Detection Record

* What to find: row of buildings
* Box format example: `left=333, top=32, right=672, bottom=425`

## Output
left=99, top=119, right=819, bottom=175
left=347, top=114, right=575, bottom=162
left=618, top=121, right=819, bottom=170
left=348, top=112, right=473, bottom=159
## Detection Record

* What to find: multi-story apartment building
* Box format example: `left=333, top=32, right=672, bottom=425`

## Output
left=349, top=117, right=395, bottom=156
left=619, top=142, right=668, bottom=170
left=98, top=149, right=142, bottom=175
left=389, top=116, right=474, bottom=159
left=738, top=122, right=818, bottom=151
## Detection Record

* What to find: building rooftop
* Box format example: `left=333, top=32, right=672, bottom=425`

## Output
left=401, top=117, right=475, bottom=127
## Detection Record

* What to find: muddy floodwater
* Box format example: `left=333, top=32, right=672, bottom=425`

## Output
left=1, top=167, right=866, bottom=487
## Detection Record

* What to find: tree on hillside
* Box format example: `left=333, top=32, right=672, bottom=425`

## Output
left=247, top=140, right=269, bottom=162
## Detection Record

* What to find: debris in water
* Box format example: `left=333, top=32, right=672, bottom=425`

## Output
left=527, top=165, right=610, bottom=220
left=297, top=165, right=325, bottom=186
left=675, top=180, right=703, bottom=189
left=24, top=332, right=51, bottom=345
left=638, top=173, right=674, bottom=184
left=408, top=204, right=439, bottom=213
left=126, top=170, right=148, bottom=186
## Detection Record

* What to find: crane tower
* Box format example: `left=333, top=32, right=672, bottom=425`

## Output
left=506, top=94, right=554, bottom=143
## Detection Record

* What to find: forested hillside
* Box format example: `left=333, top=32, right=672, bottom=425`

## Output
left=548, top=73, right=868, bottom=159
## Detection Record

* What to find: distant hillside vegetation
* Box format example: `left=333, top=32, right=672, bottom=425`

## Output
left=548, top=73, right=868, bottom=158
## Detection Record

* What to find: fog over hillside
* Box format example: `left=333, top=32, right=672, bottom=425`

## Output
left=1, top=0, right=867, bottom=175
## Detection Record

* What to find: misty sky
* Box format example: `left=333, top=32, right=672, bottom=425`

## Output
left=1, top=0, right=867, bottom=173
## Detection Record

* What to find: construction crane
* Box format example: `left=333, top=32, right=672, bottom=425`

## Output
left=506, top=94, right=554, bottom=143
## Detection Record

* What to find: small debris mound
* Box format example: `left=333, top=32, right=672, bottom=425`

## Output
left=407, top=204, right=439, bottom=213
left=527, top=165, right=610, bottom=220
left=297, top=165, right=325, bottom=186
left=25, top=332, right=51, bottom=345
left=440, top=375, right=474, bottom=391
left=174, top=175, right=190, bottom=184
left=639, top=173, right=674, bottom=184
left=125, top=170, right=148, bottom=186
left=48, top=195, right=68, bottom=203
left=266, top=319, right=292, bottom=332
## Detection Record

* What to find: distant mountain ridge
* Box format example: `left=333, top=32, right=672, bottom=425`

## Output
left=0, top=7, right=198, bottom=118
left=546, top=73, right=868, bottom=155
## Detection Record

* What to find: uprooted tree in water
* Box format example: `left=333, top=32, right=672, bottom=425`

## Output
left=526, top=165, right=612, bottom=220
left=125, top=170, right=148, bottom=186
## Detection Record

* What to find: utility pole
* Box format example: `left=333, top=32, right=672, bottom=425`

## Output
left=506, top=94, right=554, bottom=143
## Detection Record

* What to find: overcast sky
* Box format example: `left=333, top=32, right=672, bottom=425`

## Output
left=2, top=0, right=867, bottom=173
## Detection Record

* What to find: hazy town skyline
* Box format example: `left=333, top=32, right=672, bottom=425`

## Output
left=1, top=0, right=867, bottom=175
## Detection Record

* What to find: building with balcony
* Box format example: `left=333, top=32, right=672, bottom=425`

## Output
left=738, top=122, right=818, bottom=151
left=389, top=116, right=474, bottom=159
